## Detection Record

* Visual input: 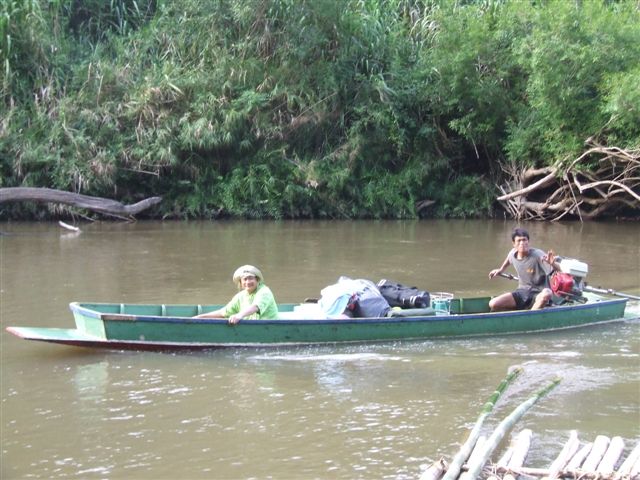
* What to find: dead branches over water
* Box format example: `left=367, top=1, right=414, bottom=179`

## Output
left=0, top=188, right=162, bottom=220
left=497, top=142, right=640, bottom=221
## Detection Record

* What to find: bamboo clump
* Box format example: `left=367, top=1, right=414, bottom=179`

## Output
left=438, top=367, right=523, bottom=480
left=418, top=367, right=639, bottom=480
left=460, top=377, right=561, bottom=480
left=421, top=428, right=639, bottom=480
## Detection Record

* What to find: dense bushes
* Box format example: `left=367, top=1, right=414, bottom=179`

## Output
left=1, top=0, right=638, bottom=219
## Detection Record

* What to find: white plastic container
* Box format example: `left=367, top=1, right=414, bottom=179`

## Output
left=559, top=258, right=589, bottom=278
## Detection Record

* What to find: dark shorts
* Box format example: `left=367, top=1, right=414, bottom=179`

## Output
left=511, top=288, right=540, bottom=310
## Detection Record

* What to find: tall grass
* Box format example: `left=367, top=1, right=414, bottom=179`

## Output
left=1, top=0, right=639, bottom=219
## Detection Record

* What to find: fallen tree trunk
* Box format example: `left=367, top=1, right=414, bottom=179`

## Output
left=0, top=187, right=162, bottom=219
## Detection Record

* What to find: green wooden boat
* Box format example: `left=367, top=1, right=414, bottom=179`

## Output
left=5, top=292, right=631, bottom=351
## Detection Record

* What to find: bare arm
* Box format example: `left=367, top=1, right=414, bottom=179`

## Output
left=489, top=255, right=511, bottom=279
left=194, top=308, right=226, bottom=319
left=228, top=304, right=259, bottom=325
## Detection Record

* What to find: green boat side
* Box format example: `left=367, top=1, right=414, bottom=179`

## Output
left=6, top=294, right=632, bottom=350
left=4, top=326, right=230, bottom=351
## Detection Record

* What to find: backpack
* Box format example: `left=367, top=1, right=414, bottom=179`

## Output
left=353, top=279, right=391, bottom=318
left=376, top=279, right=431, bottom=309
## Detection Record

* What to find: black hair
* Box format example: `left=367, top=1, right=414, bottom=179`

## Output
left=511, top=228, right=529, bottom=241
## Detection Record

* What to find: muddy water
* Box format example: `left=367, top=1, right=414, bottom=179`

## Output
left=1, top=220, right=638, bottom=479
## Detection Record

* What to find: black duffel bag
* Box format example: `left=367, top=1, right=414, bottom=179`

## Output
left=376, top=279, right=430, bottom=309
left=353, top=279, right=391, bottom=318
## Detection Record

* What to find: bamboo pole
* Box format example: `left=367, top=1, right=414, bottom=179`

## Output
left=597, top=436, right=625, bottom=475
left=460, top=377, right=561, bottom=480
left=566, top=442, right=592, bottom=470
left=442, top=367, right=523, bottom=480
left=456, top=437, right=640, bottom=480
left=487, top=445, right=512, bottom=480
left=466, top=436, right=488, bottom=469
left=503, top=429, right=532, bottom=480
left=419, top=458, right=448, bottom=480
left=508, top=429, right=533, bottom=470
left=614, top=441, right=640, bottom=479
left=495, top=465, right=633, bottom=479
left=543, top=430, right=580, bottom=480
left=496, top=446, right=513, bottom=469
left=458, top=438, right=636, bottom=480
left=582, top=436, right=610, bottom=471
left=630, top=453, right=640, bottom=479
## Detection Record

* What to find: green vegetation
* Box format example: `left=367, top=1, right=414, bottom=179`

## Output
left=1, top=0, right=639, bottom=219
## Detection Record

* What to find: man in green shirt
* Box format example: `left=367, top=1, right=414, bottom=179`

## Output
left=195, top=265, right=279, bottom=324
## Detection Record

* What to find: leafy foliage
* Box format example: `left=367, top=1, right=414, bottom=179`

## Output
left=506, top=0, right=640, bottom=163
left=1, top=0, right=638, bottom=220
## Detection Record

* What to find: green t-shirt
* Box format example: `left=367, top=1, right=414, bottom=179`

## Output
left=222, top=283, right=279, bottom=319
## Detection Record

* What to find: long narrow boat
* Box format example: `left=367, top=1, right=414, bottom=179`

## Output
left=5, top=292, right=631, bottom=351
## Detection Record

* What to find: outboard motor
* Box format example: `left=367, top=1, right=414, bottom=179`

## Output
left=551, top=257, right=588, bottom=299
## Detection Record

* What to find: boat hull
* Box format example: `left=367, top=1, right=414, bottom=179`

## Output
left=5, top=294, right=629, bottom=350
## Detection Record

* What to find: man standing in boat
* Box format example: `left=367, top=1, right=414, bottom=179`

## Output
left=488, top=228, right=561, bottom=311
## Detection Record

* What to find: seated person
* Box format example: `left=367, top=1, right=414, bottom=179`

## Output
left=488, top=228, right=560, bottom=311
left=194, top=265, right=278, bottom=324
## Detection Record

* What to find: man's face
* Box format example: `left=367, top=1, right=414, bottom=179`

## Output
left=512, top=235, right=530, bottom=255
left=241, top=275, right=258, bottom=293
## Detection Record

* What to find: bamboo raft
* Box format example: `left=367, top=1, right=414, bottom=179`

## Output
left=421, top=431, right=640, bottom=480
left=419, top=367, right=640, bottom=480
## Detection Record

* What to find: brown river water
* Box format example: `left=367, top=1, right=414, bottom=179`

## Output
left=1, top=220, right=639, bottom=479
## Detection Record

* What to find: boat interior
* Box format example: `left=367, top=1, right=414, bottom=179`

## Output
left=75, top=296, right=494, bottom=318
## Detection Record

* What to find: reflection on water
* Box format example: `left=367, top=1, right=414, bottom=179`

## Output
left=1, top=220, right=639, bottom=479
left=73, top=361, right=110, bottom=400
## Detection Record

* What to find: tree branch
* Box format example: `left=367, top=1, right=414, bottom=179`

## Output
left=496, top=170, right=558, bottom=201
left=0, top=188, right=162, bottom=218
